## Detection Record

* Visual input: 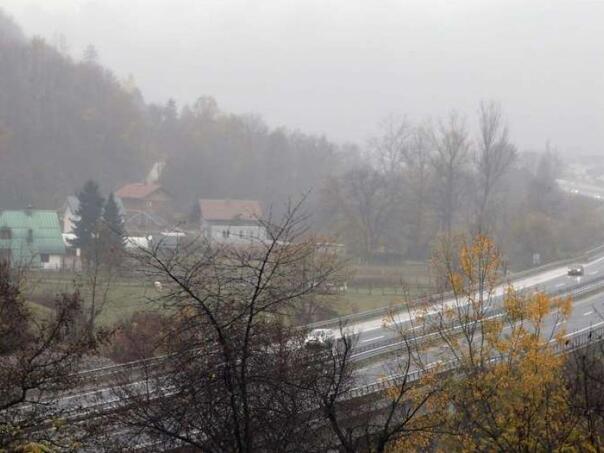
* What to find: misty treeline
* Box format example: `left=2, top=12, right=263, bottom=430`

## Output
left=0, top=10, right=348, bottom=215
left=322, top=111, right=604, bottom=268
left=1, top=10, right=601, bottom=269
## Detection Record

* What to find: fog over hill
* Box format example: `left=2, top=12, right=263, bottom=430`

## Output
left=0, top=9, right=347, bottom=212
left=3, top=0, right=604, bottom=154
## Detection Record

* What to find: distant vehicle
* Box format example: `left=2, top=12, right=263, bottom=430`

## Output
left=305, top=328, right=336, bottom=346
left=567, top=264, right=584, bottom=277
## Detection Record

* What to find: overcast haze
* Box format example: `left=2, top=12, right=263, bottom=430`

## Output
left=3, top=0, right=604, bottom=153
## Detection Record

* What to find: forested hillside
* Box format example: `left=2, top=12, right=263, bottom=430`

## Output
left=0, top=11, right=149, bottom=208
left=0, top=9, right=346, bottom=212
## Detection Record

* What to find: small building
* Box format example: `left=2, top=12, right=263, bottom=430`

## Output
left=199, top=199, right=266, bottom=244
left=0, top=208, right=65, bottom=270
left=115, top=183, right=171, bottom=216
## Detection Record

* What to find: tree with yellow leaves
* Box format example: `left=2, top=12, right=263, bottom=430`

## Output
left=391, top=234, right=594, bottom=451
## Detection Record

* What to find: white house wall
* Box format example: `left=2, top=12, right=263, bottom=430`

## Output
left=42, top=254, right=63, bottom=270
left=63, top=207, right=79, bottom=234
left=203, top=222, right=267, bottom=244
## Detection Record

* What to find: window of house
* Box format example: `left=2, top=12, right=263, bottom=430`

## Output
left=27, top=229, right=33, bottom=244
left=40, top=253, right=49, bottom=263
left=0, top=227, right=11, bottom=240
left=147, top=200, right=153, bottom=208
left=222, top=229, right=230, bottom=239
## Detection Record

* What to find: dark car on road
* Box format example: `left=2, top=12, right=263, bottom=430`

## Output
left=567, top=264, right=584, bottom=276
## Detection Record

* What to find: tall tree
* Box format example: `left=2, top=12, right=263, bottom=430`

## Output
left=99, top=193, right=125, bottom=265
left=70, top=180, right=104, bottom=263
left=411, top=234, right=590, bottom=451
left=323, top=167, right=392, bottom=259
left=94, top=204, right=343, bottom=452
left=82, top=43, right=98, bottom=63
left=474, top=100, right=517, bottom=233
left=430, top=112, right=470, bottom=235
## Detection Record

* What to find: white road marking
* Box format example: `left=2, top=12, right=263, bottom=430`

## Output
left=555, top=283, right=566, bottom=288
left=565, top=320, right=604, bottom=337
left=584, top=311, right=594, bottom=317
left=361, top=335, right=384, bottom=343
left=590, top=270, right=600, bottom=275
left=589, top=256, right=604, bottom=266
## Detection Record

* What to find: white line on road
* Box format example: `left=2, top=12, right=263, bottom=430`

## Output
left=590, top=270, right=600, bottom=275
left=584, top=311, right=594, bottom=317
left=589, top=256, right=604, bottom=266
left=565, top=320, right=604, bottom=337
left=555, top=283, right=566, bottom=288
left=361, top=336, right=385, bottom=343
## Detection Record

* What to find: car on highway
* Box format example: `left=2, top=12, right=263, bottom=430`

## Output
left=305, top=328, right=336, bottom=346
left=567, top=264, right=584, bottom=277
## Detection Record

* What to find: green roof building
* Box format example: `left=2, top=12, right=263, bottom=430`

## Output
left=0, top=209, right=65, bottom=269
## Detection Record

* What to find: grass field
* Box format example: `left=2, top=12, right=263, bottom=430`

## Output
left=24, top=261, right=435, bottom=326
left=25, top=272, right=155, bottom=326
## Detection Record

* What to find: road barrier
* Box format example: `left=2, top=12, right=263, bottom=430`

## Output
left=348, top=322, right=604, bottom=399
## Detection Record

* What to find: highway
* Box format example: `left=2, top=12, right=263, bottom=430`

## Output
left=344, top=253, right=604, bottom=347
left=353, top=286, right=604, bottom=387
left=558, top=178, right=604, bottom=201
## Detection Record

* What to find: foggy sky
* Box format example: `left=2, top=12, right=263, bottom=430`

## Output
left=3, top=0, right=604, bottom=154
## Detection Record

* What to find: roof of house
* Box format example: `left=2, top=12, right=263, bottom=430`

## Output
left=199, top=199, right=263, bottom=222
left=115, top=183, right=163, bottom=200
left=123, top=211, right=167, bottom=233
left=0, top=210, right=65, bottom=265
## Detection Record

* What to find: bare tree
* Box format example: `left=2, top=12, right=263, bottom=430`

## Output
left=474, top=100, right=517, bottom=233
left=324, top=167, right=393, bottom=259
left=94, top=203, right=344, bottom=452
left=403, top=123, right=435, bottom=259
left=315, top=328, right=442, bottom=453
left=0, top=263, right=99, bottom=450
left=368, top=115, right=413, bottom=176
left=430, top=112, right=471, bottom=235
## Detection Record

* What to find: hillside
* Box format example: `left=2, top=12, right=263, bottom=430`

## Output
left=0, top=10, right=150, bottom=208
left=0, top=9, right=345, bottom=213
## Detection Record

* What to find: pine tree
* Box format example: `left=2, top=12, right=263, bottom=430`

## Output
left=99, top=193, right=126, bottom=265
left=70, top=180, right=104, bottom=262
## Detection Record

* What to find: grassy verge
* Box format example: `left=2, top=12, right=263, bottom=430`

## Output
left=24, top=261, right=435, bottom=326
left=24, top=272, right=156, bottom=327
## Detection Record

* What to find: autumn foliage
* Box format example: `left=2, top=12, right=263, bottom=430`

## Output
left=390, top=235, right=601, bottom=451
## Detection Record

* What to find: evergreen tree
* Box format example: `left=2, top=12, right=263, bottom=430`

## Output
left=70, top=180, right=104, bottom=261
left=99, top=193, right=126, bottom=265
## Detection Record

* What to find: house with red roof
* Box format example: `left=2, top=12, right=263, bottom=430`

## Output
left=115, top=183, right=172, bottom=234
left=199, top=199, right=266, bottom=244
left=115, top=183, right=171, bottom=214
